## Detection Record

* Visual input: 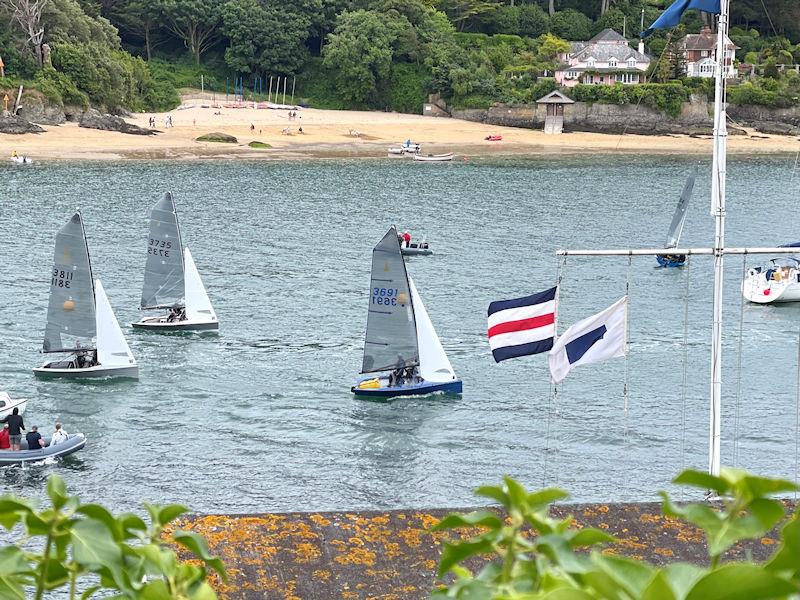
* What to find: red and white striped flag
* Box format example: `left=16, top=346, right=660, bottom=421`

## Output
left=487, top=287, right=557, bottom=363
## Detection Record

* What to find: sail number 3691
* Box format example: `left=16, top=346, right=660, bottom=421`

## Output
left=372, top=287, right=399, bottom=306
left=51, top=268, right=73, bottom=288
left=148, top=238, right=172, bottom=257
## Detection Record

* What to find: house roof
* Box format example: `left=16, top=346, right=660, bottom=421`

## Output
left=557, top=67, right=644, bottom=74
left=536, top=90, right=575, bottom=104
left=567, top=30, right=650, bottom=64
left=589, top=28, right=629, bottom=44
left=683, top=32, right=737, bottom=51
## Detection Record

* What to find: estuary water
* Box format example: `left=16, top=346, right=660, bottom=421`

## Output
left=1, top=153, right=799, bottom=513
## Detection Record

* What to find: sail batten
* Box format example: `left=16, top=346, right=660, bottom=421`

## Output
left=361, top=227, right=419, bottom=374
left=141, top=192, right=185, bottom=309
left=665, top=170, right=697, bottom=248
left=42, top=213, right=96, bottom=353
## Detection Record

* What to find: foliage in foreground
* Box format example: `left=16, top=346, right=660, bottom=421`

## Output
left=0, top=474, right=225, bottom=599
left=433, top=468, right=800, bottom=599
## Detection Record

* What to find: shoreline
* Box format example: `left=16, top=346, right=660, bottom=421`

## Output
left=3, top=104, right=799, bottom=161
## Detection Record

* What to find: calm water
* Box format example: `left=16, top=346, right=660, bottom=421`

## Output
left=1, top=153, right=799, bottom=512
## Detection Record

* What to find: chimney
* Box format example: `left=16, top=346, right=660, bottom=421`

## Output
left=638, top=40, right=645, bottom=55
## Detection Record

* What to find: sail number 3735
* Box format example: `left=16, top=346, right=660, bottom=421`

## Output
left=148, top=238, right=172, bottom=257
left=372, top=287, right=399, bottom=306
left=52, top=268, right=73, bottom=288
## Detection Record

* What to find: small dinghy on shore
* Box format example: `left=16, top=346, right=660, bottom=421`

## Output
left=9, top=155, right=33, bottom=164
left=33, top=213, right=138, bottom=380
left=352, top=227, right=462, bottom=399
left=0, top=433, right=86, bottom=466
left=0, top=392, right=26, bottom=419
left=413, top=152, right=453, bottom=162
left=132, top=193, right=219, bottom=332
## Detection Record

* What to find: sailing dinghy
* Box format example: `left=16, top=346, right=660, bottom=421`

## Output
left=132, top=193, right=219, bottom=332
left=33, top=213, right=138, bottom=379
left=656, top=170, right=696, bottom=268
left=352, top=227, right=462, bottom=398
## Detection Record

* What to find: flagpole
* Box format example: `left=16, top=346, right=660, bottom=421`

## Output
left=708, top=0, right=730, bottom=478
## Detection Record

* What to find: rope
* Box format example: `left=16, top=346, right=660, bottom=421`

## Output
left=543, top=254, right=566, bottom=487
left=733, top=254, right=747, bottom=468
left=679, top=255, right=692, bottom=502
left=795, top=326, right=800, bottom=500
left=791, top=149, right=799, bottom=183
left=621, top=254, right=632, bottom=497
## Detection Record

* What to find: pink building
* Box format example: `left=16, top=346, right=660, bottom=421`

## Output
left=555, top=29, right=650, bottom=87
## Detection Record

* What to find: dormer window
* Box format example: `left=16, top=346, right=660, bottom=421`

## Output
left=587, top=57, right=596, bottom=67
left=609, top=58, right=617, bottom=67
left=627, top=58, right=637, bottom=68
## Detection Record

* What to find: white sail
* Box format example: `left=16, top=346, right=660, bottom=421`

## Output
left=184, top=248, right=217, bottom=323
left=95, top=279, right=136, bottom=368
left=408, top=277, right=456, bottom=383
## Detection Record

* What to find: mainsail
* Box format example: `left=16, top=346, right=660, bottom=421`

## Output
left=664, top=170, right=697, bottom=248
left=43, top=212, right=96, bottom=353
left=361, top=227, right=418, bottom=374
left=141, top=192, right=185, bottom=309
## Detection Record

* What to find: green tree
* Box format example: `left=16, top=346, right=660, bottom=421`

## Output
left=160, top=0, right=221, bottom=64
left=518, top=3, right=548, bottom=37
left=110, top=0, right=163, bottom=60
left=549, top=8, right=591, bottom=40
left=221, top=0, right=308, bottom=75
left=322, top=9, right=406, bottom=102
left=436, top=0, right=501, bottom=32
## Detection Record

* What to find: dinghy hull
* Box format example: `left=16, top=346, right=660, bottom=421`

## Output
left=400, top=246, right=432, bottom=257
left=132, top=318, right=219, bottom=332
left=656, top=254, right=686, bottom=268
left=33, top=362, right=139, bottom=380
left=352, top=377, right=462, bottom=398
left=0, top=434, right=86, bottom=465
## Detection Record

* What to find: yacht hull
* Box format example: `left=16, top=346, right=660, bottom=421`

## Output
left=33, top=363, right=139, bottom=379
left=742, top=274, right=800, bottom=304
left=132, top=318, right=219, bottom=332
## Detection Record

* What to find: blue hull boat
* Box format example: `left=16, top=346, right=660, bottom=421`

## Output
left=656, top=254, right=686, bottom=268
left=352, top=378, right=462, bottom=399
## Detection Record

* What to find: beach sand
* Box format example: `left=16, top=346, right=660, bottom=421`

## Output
left=3, top=98, right=799, bottom=160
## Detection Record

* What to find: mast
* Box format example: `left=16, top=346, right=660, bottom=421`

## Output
left=708, top=0, right=729, bottom=477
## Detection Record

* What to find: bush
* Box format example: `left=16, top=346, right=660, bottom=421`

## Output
left=550, top=9, right=592, bottom=41
left=34, top=65, right=88, bottom=106
left=386, top=62, right=429, bottom=113
left=433, top=468, right=800, bottom=599
left=571, top=82, right=689, bottom=117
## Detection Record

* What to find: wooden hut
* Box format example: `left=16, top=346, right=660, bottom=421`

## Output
left=536, top=90, right=574, bottom=134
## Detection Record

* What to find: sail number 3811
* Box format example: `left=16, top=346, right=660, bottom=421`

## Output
left=372, top=287, right=399, bottom=306
left=148, top=238, right=172, bottom=257
left=52, top=268, right=73, bottom=288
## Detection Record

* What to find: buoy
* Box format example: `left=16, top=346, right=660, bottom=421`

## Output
left=63, top=298, right=75, bottom=311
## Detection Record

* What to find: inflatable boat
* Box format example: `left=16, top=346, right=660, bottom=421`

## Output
left=0, top=433, right=86, bottom=466
left=400, top=242, right=432, bottom=256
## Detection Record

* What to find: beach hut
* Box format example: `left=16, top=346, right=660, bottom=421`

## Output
left=536, top=90, right=574, bottom=134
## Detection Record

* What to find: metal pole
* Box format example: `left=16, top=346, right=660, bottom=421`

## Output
left=269, top=76, right=274, bottom=103
left=201, top=73, right=204, bottom=96
left=556, top=247, right=799, bottom=257
left=291, top=76, right=296, bottom=104
left=708, top=0, right=730, bottom=478
left=283, top=76, right=287, bottom=104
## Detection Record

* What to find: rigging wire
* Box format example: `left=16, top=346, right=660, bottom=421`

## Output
left=732, top=253, right=748, bottom=468
left=679, top=255, right=692, bottom=502
left=795, top=326, right=800, bottom=501
left=543, top=254, right=566, bottom=488
left=621, top=253, right=632, bottom=497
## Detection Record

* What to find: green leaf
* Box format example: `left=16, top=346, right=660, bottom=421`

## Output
left=593, top=555, right=655, bottom=598
left=765, top=513, right=800, bottom=575
left=0, top=547, right=30, bottom=576
left=23, top=511, right=51, bottom=536
left=46, top=475, right=69, bottom=510
left=138, top=579, right=171, bottom=600
left=118, top=513, right=148, bottom=537
left=540, top=589, right=595, bottom=599
left=80, top=585, right=102, bottom=600
left=436, top=538, right=495, bottom=577
left=40, top=558, right=70, bottom=590
left=673, top=470, right=730, bottom=494
left=661, top=493, right=722, bottom=534
left=503, top=476, right=529, bottom=510
left=528, top=488, right=569, bottom=509
left=172, top=530, right=226, bottom=580
left=732, top=472, right=798, bottom=500
left=188, top=580, right=219, bottom=600
left=474, top=484, right=510, bottom=509
left=568, top=528, right=616, bottom=548
left=158, top=504, right=188, bottom=526
left=71, top=519, right=122, bottom=568
left=685, top=564, right=796, bottom=600
left=0, top=575, right=26, bottom=600
left=77, top=505, right=121, bottom=540
left=432, top=511, right=503, bottom=532
left=641, top=570, right=677, bottom=600
left=660, top=563, right=705, bottom=600
left=748, top=498, right=785, bottom=531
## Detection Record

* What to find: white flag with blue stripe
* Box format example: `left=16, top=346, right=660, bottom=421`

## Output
left=548, top=296, right=628, bottom=384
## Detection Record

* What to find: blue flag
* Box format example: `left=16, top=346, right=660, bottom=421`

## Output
left=641, top=0, right=720, bottom=38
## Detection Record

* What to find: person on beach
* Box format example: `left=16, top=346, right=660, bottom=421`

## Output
left=51, top=422, right=68, bottom=446
left=0, top=424, right=9, bottom=450
left=1, top=407, right=24, bottom=451
left=26, top=426, right=44, bottom=450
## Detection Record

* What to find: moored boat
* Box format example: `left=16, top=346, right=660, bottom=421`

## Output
left=132, top=193, right=219, bottom=332
left=413, top=152, right=453, bottom=162
left=742, top=247, right=800, bottom=304
left=9, top=155, right=33, bottom=164
left=352, top=227, right=462, bottom=398
left=400, top=241, right=432, bottom=256
left=33, top=213, right=138, bottom=380
left=0, top=392, right=27, bottom=419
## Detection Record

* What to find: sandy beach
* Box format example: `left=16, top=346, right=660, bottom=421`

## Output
left=3, top=97, right=799, bottom=160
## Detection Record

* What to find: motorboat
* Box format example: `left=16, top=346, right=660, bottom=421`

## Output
left=132, top=193, right=219, bottom=332
left=0, top=433, right=86, bottom=466
left=33, top=213, right=138, bottom=380
left=656, top=170, right=696, bottom=268
left=742, top=248, right=800, bottom=304
left=352, top=226, right=462, bottom=399
left=400, top=240, right=432, bottom=256
left=401, top=140, right=421, bottom=153
left=413, top=153, right=453, bottom=162
left=0, top=392, right=27, bottom=419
